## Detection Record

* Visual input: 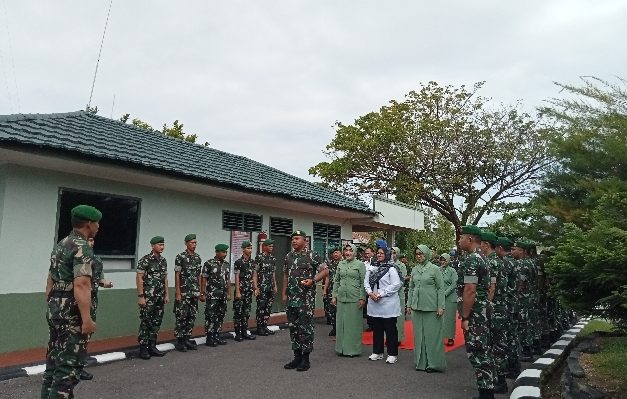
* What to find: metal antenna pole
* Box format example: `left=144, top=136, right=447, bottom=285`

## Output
left=87, top=0, right=113, bottom=110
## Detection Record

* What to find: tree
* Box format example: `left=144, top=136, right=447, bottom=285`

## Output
left=395, top=209, right=456, bottom=258
left=119, top=113, right=208, bottom=146
left=309, top=82, right=554, bottom=237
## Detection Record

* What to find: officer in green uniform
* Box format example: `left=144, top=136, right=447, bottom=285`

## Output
left=253, top=239, right=277, bottom=336
left=200, top=244, right=232, bottom=347
left=511, top=241, right=533, bottom=362
left=136, top=236, right=170, bottom=360
left=324, top=247, right=342, bottom=336
left=459, top=225, right=495, bottom=399
left=282, top=230, right=329, bottom=372
left=173, top=234, right=202, bottom=352
left=42, top=205, right=101, bottom=399
left=233, top=240, right=256, bottom=341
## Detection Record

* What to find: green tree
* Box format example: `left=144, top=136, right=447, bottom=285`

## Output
left=309, top=81, right=554, bottom=237
left=119, top=113, right=208, bottom=146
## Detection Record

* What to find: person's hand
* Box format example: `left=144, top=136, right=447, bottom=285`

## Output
left=138, top=297, right=146, bottom=308
left=461, top=320, right=469, bottom=331
left=436, top=308, right=444, bottom=317
left=273, top=285, right=278, bottom=294
left=198, top=293, right=206, bottom=302
left=369, top=292, right=380, bottom=302
left=254, top=288, right=260, bottom=297
left=406, top=307, right=411, bottom=316
left=331, top=297, right=337, bottom=307
left=282, top=293, right=287, bottom=305
left=175, top=292, right=182, bottom=302
left=300, top=279, right=314, bottom=287
left=101, top=280, right=113, bottom=288
left=82, top=318, right=96, bottom=335
left=235, top=292, right=241, bottom=300
left=164, top=294, right=170, bottom=305
left=358, top=299, right=365, bottom=309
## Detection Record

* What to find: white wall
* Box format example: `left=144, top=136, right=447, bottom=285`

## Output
left=0, top=165, right=355, bottom=294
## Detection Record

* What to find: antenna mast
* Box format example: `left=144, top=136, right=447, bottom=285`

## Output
left=87, top=0, right=113, bottom=110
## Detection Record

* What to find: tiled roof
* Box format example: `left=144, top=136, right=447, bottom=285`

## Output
left=0, top=111, right=373, bottom=214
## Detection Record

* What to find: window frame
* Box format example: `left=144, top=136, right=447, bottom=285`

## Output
left=221, top=210, right=263, bottom=232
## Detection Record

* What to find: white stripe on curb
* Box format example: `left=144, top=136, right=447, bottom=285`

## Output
left=23, top=365, right=46, bottom=376
left=534, top=357, right=554, bottom=365
left=510, top=386, right=541, bottom=399
left=92, top=352, right=126, bottom=364
left=516, top=368, right=542, bottom=379
left=545, top=348, right=564, bottom=356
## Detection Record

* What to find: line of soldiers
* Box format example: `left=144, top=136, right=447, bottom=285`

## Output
left=136, top=235, right=279, bottom=359
left=455, top=225, right=575, bottom=399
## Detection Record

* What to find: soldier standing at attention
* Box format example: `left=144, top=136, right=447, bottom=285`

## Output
left=253, top=239, right=277, bottom=336
left=80, top=237, right=113, bottom=381
left=42, top=205, right=100, bottom=399
left=200, top=244, right=232, bottom=347
left=282, top=230, right=329, bottom=372
left=233, top=240, right=256, bottom=341
left=324, top=247, right=342, bottom=336
left=136, top=236, right=170, bottom=360
left=173, top=234, right=202, bottom=352
left=459, top=225, right=495, bottom=399
left=511, top=241, right=533, bottom=362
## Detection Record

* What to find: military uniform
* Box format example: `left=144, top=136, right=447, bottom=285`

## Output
left=137, top=252, right=168, bottom=347
left=42, top=204, right=100, bottom=399
left=173, top=250, right=202, bottom=342
left=202, top=257, right=230, bottom=338
left=254, top=252, right=277, bottom=332
left=90, top=255, right=104, bottom=321
left=324, top=258, right=339, bottom=327
left=233, top=254, right=255, bottom=339
left=502, top=252, right=521, bottom=375
left=485, top=249, right=508, bottom=389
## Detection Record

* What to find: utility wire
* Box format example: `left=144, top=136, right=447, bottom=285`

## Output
left=87, top=0, right=113, bottom=110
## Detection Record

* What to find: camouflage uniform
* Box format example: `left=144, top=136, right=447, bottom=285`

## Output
left=517, top=258, right=533, bottom=352
left=462, top=251, right=495, bottom=390
left=202, top=257, right=230, bottom=335
left=323, top=259, right=339, bottom=326
left=233, top=255, right=255, bottom=334
left=137, top=253, right=168, bottom=346
left=503, top=254, right=521, bottom=371
left=456, top=252, right=468, bottom=317
left=173, top=251, right=202, bottom=339
left=528, top=257, right=542, bottom=349
left=254, top=252, right=277, bottom=329
left=486, top=252, right=508, bottom=380
left=42, top=231, right=95, bottom=399
left=284, top=249, right=326, bottom=353
left=90, top=255, right=104, bottom=321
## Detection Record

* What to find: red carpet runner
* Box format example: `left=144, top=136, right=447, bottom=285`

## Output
left=361, top=313, right=465, bottom=352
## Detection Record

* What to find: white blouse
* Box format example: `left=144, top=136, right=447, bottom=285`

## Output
left=364, top=266, right=402, bottom=318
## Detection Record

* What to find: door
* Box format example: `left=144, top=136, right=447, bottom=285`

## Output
left=271, top=234, right=291, bottom=313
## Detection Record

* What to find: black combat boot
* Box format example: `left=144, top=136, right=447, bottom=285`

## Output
left=215, top=333, right=227, bottom=345
left=284, top=350, right=302, bottom=369
left=328, top=327, right=336, bottom=336
left=296, top=352, right=311, bottom=372
left=139, top=344, right=151, bottom=360
left=205, top=333, right=217, bottom=347
left=493, top=376, right=508, bottom=394
left=174, top=338, right=187, bottom=352
left=265, top=325, right=275, bottom=335
left=506, top=360, right=521, bottom=379
left=243, top=325, right=256, bottom=340
left=234, top=327, right=244, bottom=342
left=79, top=369, right=93, bottom=380
left=185, top=337, right=198, bottom=350
left=257, top=326, right=268, bottom=336
left=478, top=388, right=495, bottom=399
left=519, top=347, right=533, bottom=362
left=148, top=340, right=165, bottom=357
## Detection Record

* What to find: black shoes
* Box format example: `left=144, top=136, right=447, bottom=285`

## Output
left=265, top=327, right=275, bottom=335
left=79, top=369, right=93, bottom=380
left=242, top=329, right=256, bottom=340
left=174, top=338, right=187, bottom=352
left=284, top=350, right=302, bottom=369
left=494, top=376, right=508, bottom=394
left=215, top=333, right=227, bottom=345
left=205, top=333, right=217, bottom=347
left=148, top=341, right=165, bottom=357
left=328, top=328, right=336, bottom=337
left=473, top=388, right=495, bottom=399
left=185, top=338, right=198, bottom=350
left=446, top=339, right=455, bottom=346
left=139, top=344, right=151, bottom=360
left=257, top=328, right=269, bottom=336
left=296, top=352, right=311, bottom=372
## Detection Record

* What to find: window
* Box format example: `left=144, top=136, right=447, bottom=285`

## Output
left=222, top=211, right=262, bottom=232
left=312, top=223, right=341, bottom=259
left=270, top=217, right=293, bottom=236
left=56, top=189, right=141, bottom=269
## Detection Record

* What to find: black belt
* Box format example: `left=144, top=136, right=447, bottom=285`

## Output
left=49, top=291, right=74, bottom=298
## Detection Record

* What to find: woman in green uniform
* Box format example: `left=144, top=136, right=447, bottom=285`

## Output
left=407, top=245, right=446, bottom=372
left=439, top=253, right=458, bottom=346
left=392, top=246, right=408, bottom=344
left=332, top=243, right=367, bottom=356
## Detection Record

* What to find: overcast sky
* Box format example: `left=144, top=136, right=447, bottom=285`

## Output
left=1, top=0, right=625, bottom=183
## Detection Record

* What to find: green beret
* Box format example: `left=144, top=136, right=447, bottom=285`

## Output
left=329, top=247, right=341, bottom=254
left=480, top=231, right=498, bottom=243
left=496, top=236, right=513, bottom=248
left=461, top=225, right=482, bottom=236
left=512, top=240, right=525, bottom=249
left=291, top=230, right=306, bottom=238
left=241, top=240, right=252, bottom=249
left=262, top=239, right=275, bottom=246
left=71, top=205, right=102, bottom=222
left=215, top=243, right=229, bottom=252
left=150, top=236, right=164, bottom=245
left=184, top=234, right=196, bottom=242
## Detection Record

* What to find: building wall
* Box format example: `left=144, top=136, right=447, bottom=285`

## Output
left=0, top=164, right=353, bottom=354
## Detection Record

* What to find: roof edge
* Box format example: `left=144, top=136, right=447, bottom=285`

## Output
left=0, top=110, right=86, bottom=123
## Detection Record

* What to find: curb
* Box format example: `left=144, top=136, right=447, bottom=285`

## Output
left=0, top=323, right=289, bottom=382
left=509, top=318, right=590, bottom=399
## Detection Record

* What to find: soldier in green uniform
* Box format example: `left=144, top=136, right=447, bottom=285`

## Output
left=80, top=237, right=113, bottom=381
left=253, top=239, right=277, bottom=336
left=136, top=236, right=170, bottom=360
left=282, top=230, right=329, bottom=372
left=324, top=247, right=342, bottom=336
left=233, top=240, right=256, bottom=341
left=526, top=243, right=542, bottom=354
left=200, top=244, right=232, bottom=347
left=42, top=205, right=101, bottom=399
left=173, top=234, right=202, bottom=352
left=480, top=231, right=508, bottom=394
left=511, top=241, right=533, bottom=362
left=400, top=253, right=411, bottom=304
left=459, top=225, right=495, bottom=399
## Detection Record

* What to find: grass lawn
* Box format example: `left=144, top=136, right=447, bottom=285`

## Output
left=580, top=319, right=615, bottom=337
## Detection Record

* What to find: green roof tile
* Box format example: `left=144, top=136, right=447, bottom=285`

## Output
left=0, top=111, right=372, bottom=214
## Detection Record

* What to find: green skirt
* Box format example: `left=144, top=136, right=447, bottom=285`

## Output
left=335, top=301, right=364, bottom=356
left=412, top=310, right=446, bottom=371
left=443, top=302, right=457, bottom=339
